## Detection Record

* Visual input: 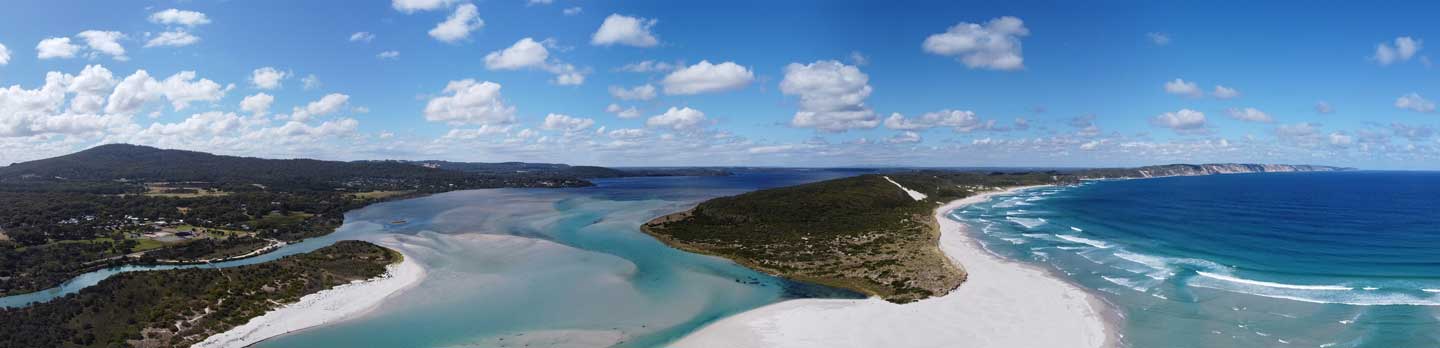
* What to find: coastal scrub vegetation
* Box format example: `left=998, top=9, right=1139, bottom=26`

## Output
left=644, top=171, right=1075, bottom=303
left=0, top=240, right=400, bottom=348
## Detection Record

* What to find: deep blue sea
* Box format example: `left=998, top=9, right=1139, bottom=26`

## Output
left=952, top=171, right=1440, bottom=347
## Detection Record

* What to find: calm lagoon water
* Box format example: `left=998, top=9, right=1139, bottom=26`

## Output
left=952, top=171, right=1440, bottom=348
left=1, top=170, right=865, bottom=346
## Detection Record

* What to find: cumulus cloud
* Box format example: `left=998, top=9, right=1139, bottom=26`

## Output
left=1396, top=93, right=1436, bottom=113
left=301, top=74, right=322, bottom=90
left=76, top=30, right=127, bottom=61
left=1212, top=85, right=1240, bottom=99
left=250, top=67, right=289, bottom=90
left=1146, top=32, right=1170, bottom=45
left=1151, top=109, right=1208, bottom=133
left=393, top=0, right=456, bottom=13
left=609, top=84, right=657, bottom=101
left=350, top=32, right=375, bottom=43
left=377, top=50, right=400, bottom=60
left=646, top=107, right=706, bottom=130
left=922, top=16, right=1028, bottom=71
left=1374, top=36, right=1422, bottom=66
left=1225, top=107, right=1273, bottom=123
left=484, top=37, right=549, bottom=69
left=661, top=61, right=754, bottom=95
left=605, top=103, right=641, bottom=118
left=1, top=65, right=231, bottom=138
left=482, top=38, right=586, bottom=85
left=145, top=31, right=200, bottom=48
left=149, top=9, right=210, bottom=27
left=240, top=93, right=274, bottom=116
left=885, top=131, right=922, bottom=144
left=563, top=7, right=583, bottom=16
left=430, top=3, right=484, bottom=43
left=0, top=42, right=9, bottom=65
left=781, top=60, right=878, bottom=132
left=607, top=128, right=646, bottom=139
left=1163, top=78, right=1201, bottom=97
left=617, top=60, right=676, bottom=73
left=883, top=110, right=990, bottom=132
left=541, top=113, right=596, bottom=132
left=1315, top=101, right=1334, bottom=114
left=591, top=14, right=658, bottom=47
left=289, top=93, right=349, bottom=122
left=424, top=79, right=516, bottom=126
left=36, top=37, right=80, bottom=59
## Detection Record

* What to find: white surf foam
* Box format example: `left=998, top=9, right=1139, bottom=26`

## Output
left=1194, top=271, right=1353, bottom=291
left=1056, top=235, right=1111, bottom=249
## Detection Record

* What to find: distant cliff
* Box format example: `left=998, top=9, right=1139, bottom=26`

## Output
left=1077, top=163, right=1350, bottom=179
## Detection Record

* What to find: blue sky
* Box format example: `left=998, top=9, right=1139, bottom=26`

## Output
left=1, top=0, right=1438, bottom=169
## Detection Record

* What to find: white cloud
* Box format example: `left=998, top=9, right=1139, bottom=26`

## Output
left=609, top=84, right=657, bottom=101
left=441, top=125, right=512, bottom=140
left=883, top=110, right=989, bottom=132
left=250, top=67, right=289, bottom=90
left=145, top=31, right=200, bottom=48
left=1328, top=132, right=1354, bottom=147
left=377, top=50, right=400, bottom=60
left=1225, top=107, right=1273, bottom=123
left=484, top=37, right=549, bottom=69
left=849, top=51, right=869, bottom=66
left=1146, top=32, right=1170, bottom=45
left=606, top=103, right=641, bottom=118
left=547, top=63, right=586, bottom=86
left=591, top=14, right=658, bottom=47
left=563, top=7, right=583, bottom=16
left=0, top=42, right=9, bottom=65
left=240, top=93, right=274, bottom=116
left=1212, top=85, right=1240, bottom=99
left=618, top=60, right=677, bottom=73
left=301, top=74, right=322, bottom=90
left=1152, top=109, right=1208, bottom=133
left=1163, top=78, right=1201, bottom=97
left=527, top=0, right=555, bottom=5
left=290, top=93, right=350, bottom=122
left=1315, top=101, right=1334, bottom=114
left=156, top=71, right=229, bottom=111
left=922, top=16, right=1028, bottom=71
left=429, top=3, right=484, bottom=43
left=1374, top=36, right=1422, bottom=66
left=607, top=128, right=646, bottom=139
left=392, top=0, right=456, bottom=13
left=885, top=131, right=922, bottom=144
left=424, top=79, right=516, bottom=126
left=350, top=32, right=376, bottom=43
left=76, top=30, right=127, bottom=61
left=36, top=37, right=80, bottom=59
left=482, top=38, right=586, bottom=85
left=149, top=9, right=211, bottom=27
left=646, top=107, right=706, bottom=130
left=780, top=60, right=877, bottom=132
left=541, top=113, right=596, bottom=132
left=661, top=61, right=754, bottom=95
left=1395, top=93, right=1436, bottom=113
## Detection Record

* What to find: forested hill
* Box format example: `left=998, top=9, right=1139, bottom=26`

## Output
left=0, top=144, right=590, bottom=192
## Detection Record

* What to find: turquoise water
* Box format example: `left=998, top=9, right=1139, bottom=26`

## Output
left=952, top=171, right=1440, bottom=347
left=1, top=171, right=864, bottom=346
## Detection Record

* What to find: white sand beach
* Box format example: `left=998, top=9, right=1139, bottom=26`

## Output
left=193, top=247, right=427, bottom=348
left=671, top=186, right=1115, bottom=348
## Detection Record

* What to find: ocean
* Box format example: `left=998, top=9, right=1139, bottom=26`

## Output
left=950, top=171, right=1440, bottom=347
